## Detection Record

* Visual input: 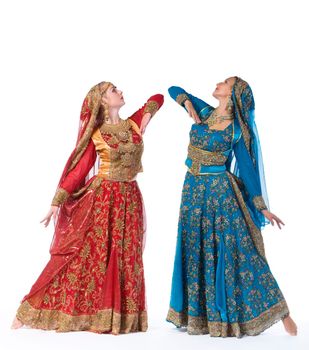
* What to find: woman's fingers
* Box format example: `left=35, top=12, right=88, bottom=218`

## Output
left=274, top=215, right=285, bottom=229
left=40, top=215, right=50, bottom=225
left=189, top=107, right=201, bottom=124
left=40, top=216, right=50, bottom=228
left=195, top=115, right=202, bottom=124
left=263, top=210, right=285, bottom=229
left=266, top=212, right=285, bottom=229
left=192, top=112, right=199, bottom=123
left=40, top=207, right=57, bottom=228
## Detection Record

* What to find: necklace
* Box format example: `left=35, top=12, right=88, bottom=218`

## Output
left=206, top=109, right=234, bottom=127
left=100, top=119, right=131, bottom=144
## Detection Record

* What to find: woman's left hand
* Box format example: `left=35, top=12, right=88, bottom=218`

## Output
left=262, top=209, right=285, bottom=229
left=140, top=112, right=151, bottom=135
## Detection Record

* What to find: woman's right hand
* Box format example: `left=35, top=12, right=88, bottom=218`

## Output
left=184, top=100, right=201, bottom=124
left=40, top=206, right=59, bottom=227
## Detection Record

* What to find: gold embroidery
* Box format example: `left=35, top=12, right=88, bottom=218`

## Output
left=227, top=173, right=266, bottom=259
left=86, top=278, right=96, bottom=293
left=17, top=300, right=148, bottom=334
left=51, top=188, right=69, bottom=206
left=188, top=144, right=228, bottom=175
left=67, top=82, right=113, bottom=174
left=233, top=78, right=252, bottom=161
left=176, top=93, right=189, bottom=106
left=100, top=119, right=131, bottom=139
left=93, top=119, right=144, bottom=182
left=187, top=169, right=225, bottom=176
left=67, top=273, right=77, bottom=285
left=70, top=176, right=103, bottom=199
left=52, top=82, right=112, bottom=205
left=129, top=119, right=142, bottom=136
left=126, top=298, right=138, bottom=313
left=144, top=101, right=159, bottom=116
left=167, top=300, right=289, bottom=337
left=206, top=109, right=234, bottom=128
left=253, top=195, right=267, bottom=211
left=80, top=242, right=91, bottom=259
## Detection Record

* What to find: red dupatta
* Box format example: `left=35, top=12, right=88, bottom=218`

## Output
left=22, top=82, right=113, bottom=304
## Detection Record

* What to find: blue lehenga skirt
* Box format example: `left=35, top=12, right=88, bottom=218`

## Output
left=166, top=171, right=289, bottom=337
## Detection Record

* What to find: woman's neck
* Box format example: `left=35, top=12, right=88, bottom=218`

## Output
left=216, top=96, right=229, bottom=114
left=106, top=107, right=121, bottom=124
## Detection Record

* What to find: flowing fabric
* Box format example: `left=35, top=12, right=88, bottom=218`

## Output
left=166, top=85, right=289, bottom=337
left=16, top=85, right=164, bottom=334
left=56, top=82, right=112, bottom=192
left=18, top=180, right=147, bottom=333
left=229, top=77, right=269, bottom=228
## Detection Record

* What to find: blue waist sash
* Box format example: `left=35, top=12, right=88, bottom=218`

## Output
left=186, top=158, right=226, bottom=174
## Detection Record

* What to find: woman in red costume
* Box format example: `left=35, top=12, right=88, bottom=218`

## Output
left=11, top=82, right=164, bottom=334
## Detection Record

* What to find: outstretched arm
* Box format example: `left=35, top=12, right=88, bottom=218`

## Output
left=41, top=140, right=97, bottom=227
left=233, top=136, right=284, bottom=229
left=129, top=94, right=164, bottom=134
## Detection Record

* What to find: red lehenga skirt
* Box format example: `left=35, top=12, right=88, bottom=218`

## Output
left=16, top=178, right=147, bottom=334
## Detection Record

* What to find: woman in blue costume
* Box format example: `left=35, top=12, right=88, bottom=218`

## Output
left=166, top=77, right=297, bottom=337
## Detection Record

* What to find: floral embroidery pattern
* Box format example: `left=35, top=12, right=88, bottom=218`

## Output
left=18, top=181, right=147, bottom=334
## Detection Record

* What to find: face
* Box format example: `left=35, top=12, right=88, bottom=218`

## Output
left=102, top=85, right=125, bottom=108
left=212, top=77, right=236, bottom=99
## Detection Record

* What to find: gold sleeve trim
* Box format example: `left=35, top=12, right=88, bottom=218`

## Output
left=51, top=188, right=69, bottom=206
left=144, top=101, right=159, bottom=117
left=176, top=93, right=189, bottom=106
left=253, top=195, right=267, bottom=211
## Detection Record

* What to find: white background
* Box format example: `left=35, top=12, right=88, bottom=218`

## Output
left=0, top=0, right=308, bottom=349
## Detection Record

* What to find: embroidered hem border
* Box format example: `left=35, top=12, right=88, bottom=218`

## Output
left=227, top=172, right=266, bottom=259
left=17, top=300, right=148, bottom=334
left=166, top=300, right=289, bottom=337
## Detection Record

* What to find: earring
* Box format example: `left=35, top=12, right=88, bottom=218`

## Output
left=103, top=103, right=109, bottom=122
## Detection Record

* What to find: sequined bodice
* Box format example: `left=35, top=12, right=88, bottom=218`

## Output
left=185, top=121, right=240, bottom=175
left=91, top=119, right=144, bottom=182
left=190, top=122, right=234, bottom=152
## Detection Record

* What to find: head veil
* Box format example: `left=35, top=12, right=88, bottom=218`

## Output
left=22, top=82, right=114, bottom=304
left=56, top=81, right=113, bottom=192
left=229, top=77, right=269, bottom=228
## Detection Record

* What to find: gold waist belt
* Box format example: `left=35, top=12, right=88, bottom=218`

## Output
left=188, top=144, right=228, bottom=175
left=188, top=144, right=227, bottom=165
